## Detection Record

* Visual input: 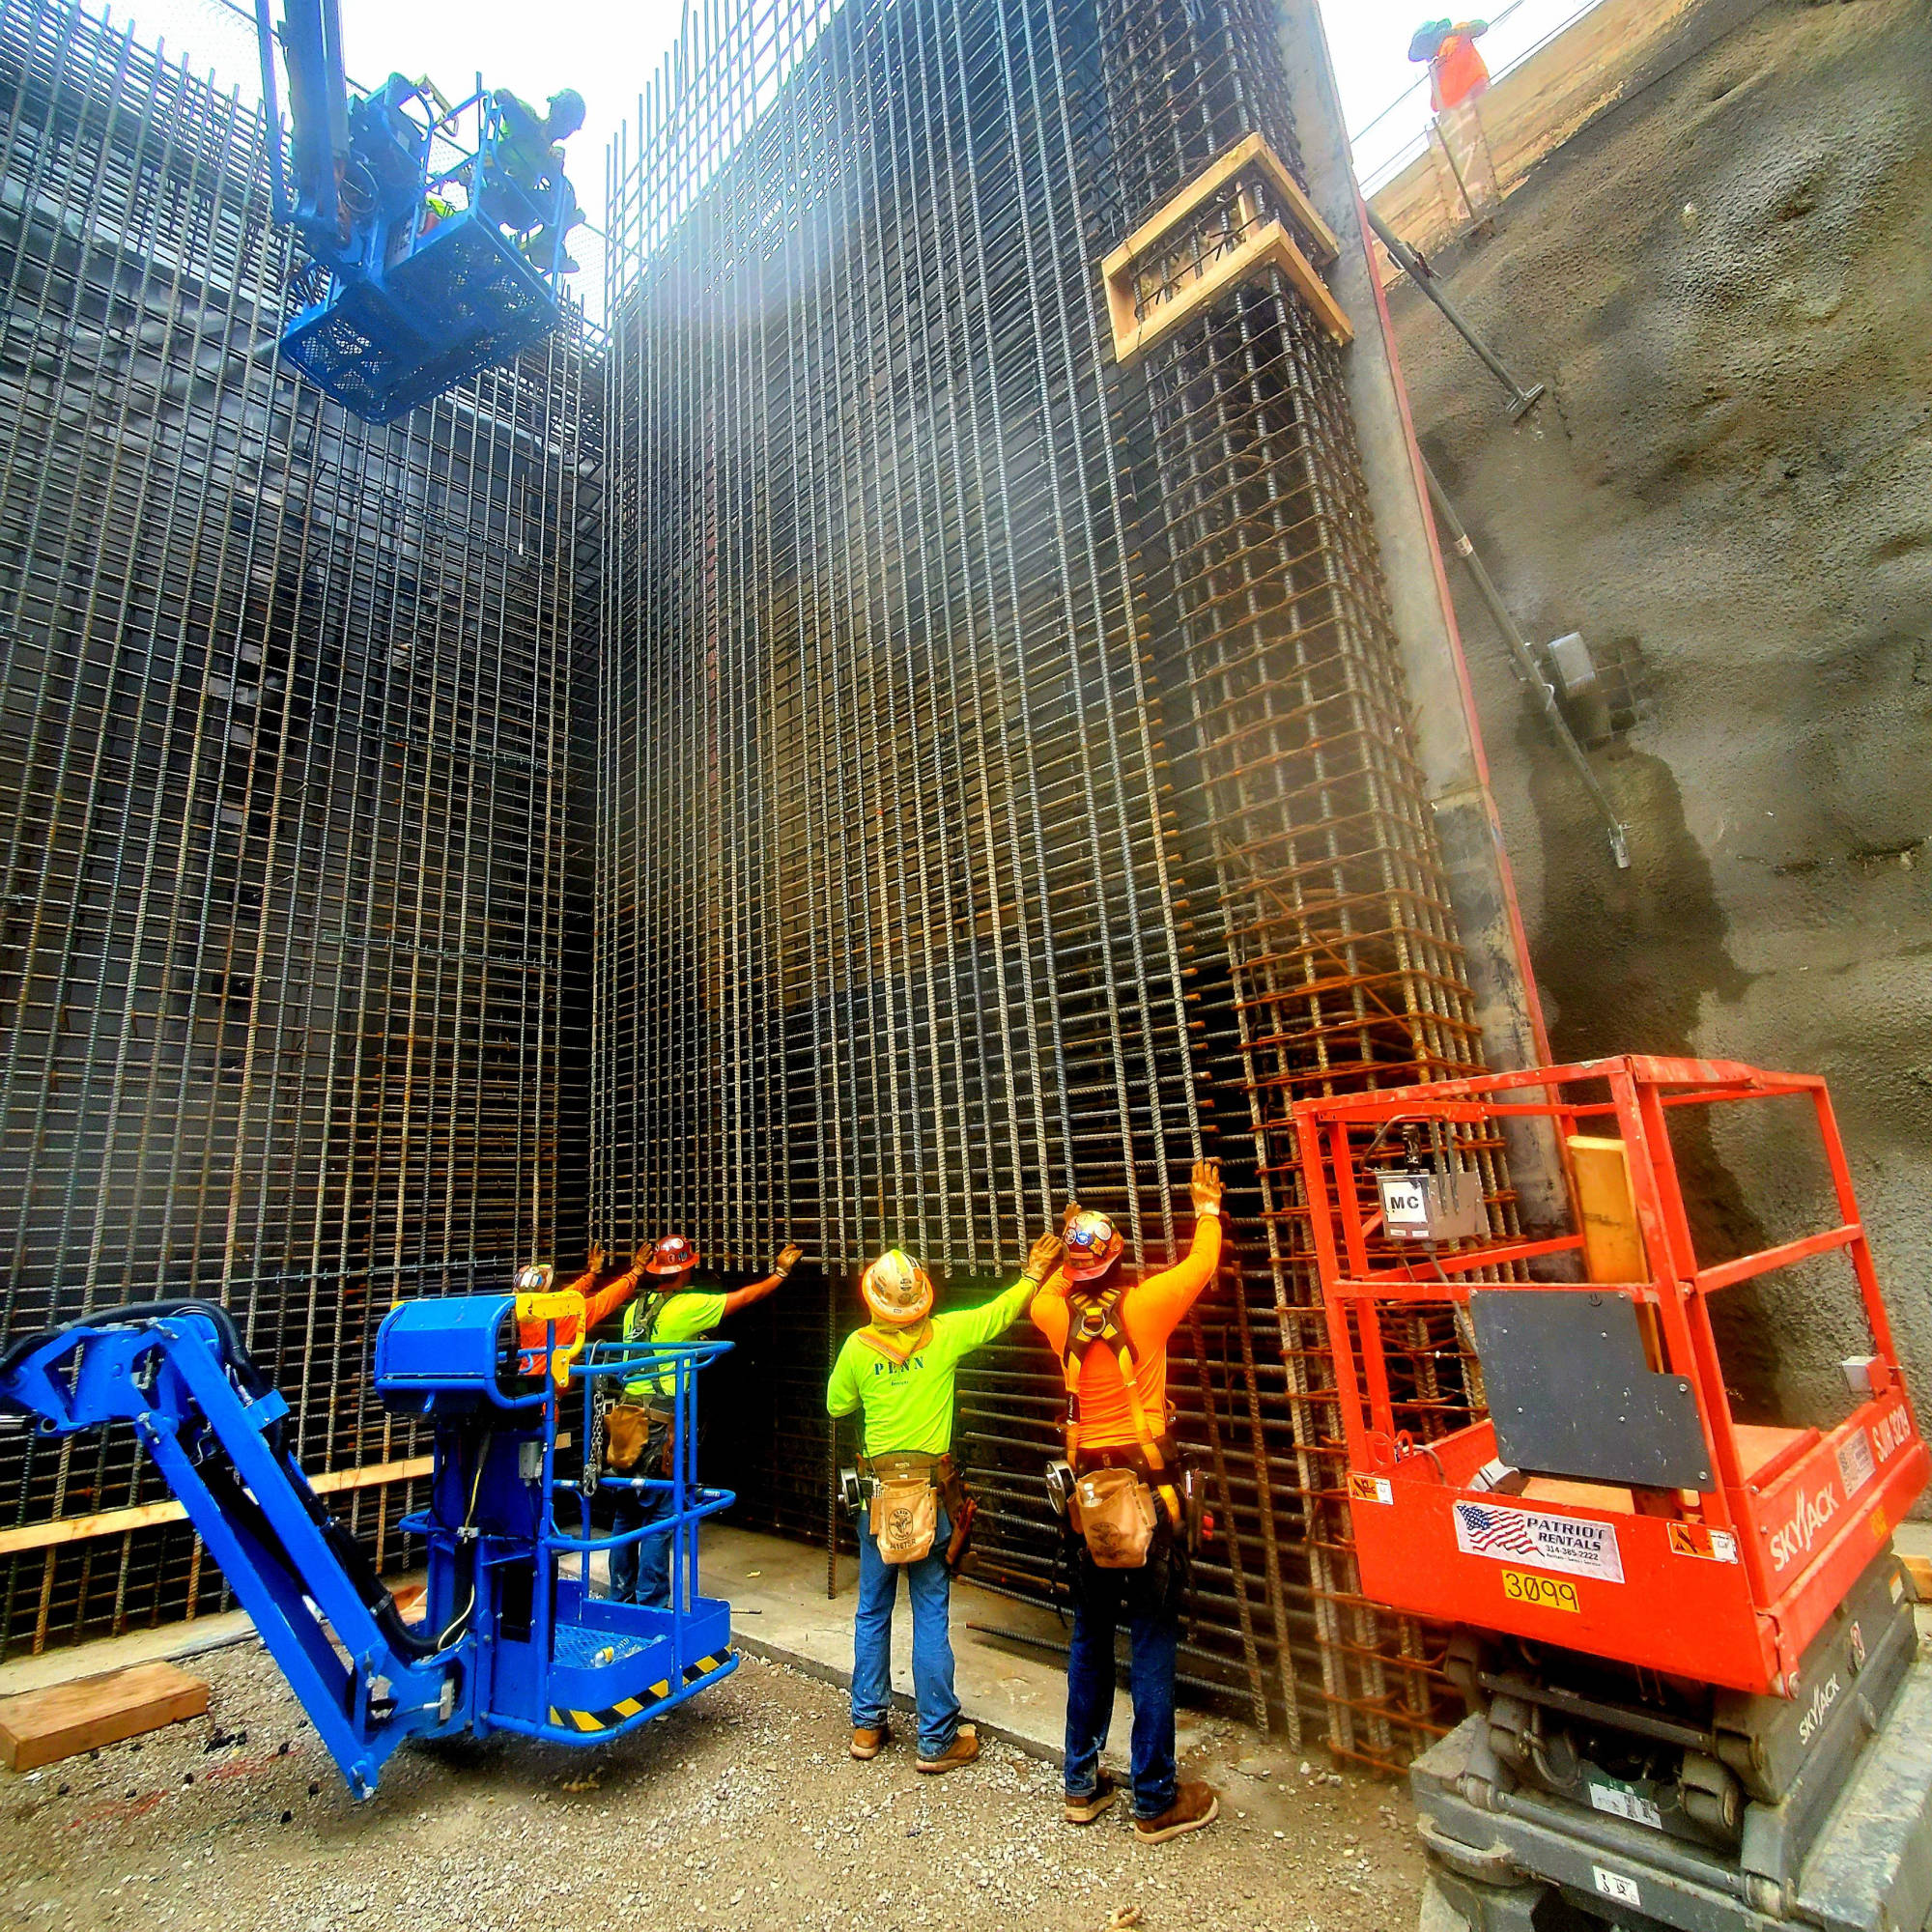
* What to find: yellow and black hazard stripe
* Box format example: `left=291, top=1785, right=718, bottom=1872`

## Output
left=549, top=1650, right=732, bottom=1735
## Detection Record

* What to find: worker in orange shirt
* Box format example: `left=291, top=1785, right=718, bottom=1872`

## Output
left=1029, top=1158, right=1225, bottom=1844
left=1408, top=17, right=1491, bottom=112
left=1408, top=18, right=1499, bottom=223
left=514, top=1244, right=646, bottom=1377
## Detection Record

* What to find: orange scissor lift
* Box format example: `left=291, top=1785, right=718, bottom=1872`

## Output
left=1293, top=1057, right=1932, bottom=1932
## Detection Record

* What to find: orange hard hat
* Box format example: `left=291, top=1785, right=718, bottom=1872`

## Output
left=644, top=1233, right=699, bottom=1277
left=860, top=1248, right=934, bottom=1327
left=1063, top=1209, right=1124, bottom=1282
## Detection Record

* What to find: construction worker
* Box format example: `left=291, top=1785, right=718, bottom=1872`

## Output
left=1029, top=1159, right=1225, bottom=1842
left=607, top=1233, right=802, bottom=1607
left=513, top=1244, right=645, bottom=1377
left=479, top=86, right=586, bottom=274
left=827, top=1232, right=1065, bottom=1774
left=1407, top=19, right=1499, bottom=224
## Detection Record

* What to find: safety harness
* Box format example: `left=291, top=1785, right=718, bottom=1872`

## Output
left=1059, top=1281, right=1184, bottom=1533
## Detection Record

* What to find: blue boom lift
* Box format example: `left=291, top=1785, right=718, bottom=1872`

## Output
left=253, top=0, right=580, bottom=423
left=0, top=1285, right=737, bottom=1797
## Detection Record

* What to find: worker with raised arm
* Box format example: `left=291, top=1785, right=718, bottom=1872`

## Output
left=827, top=1232, right=1065, bottom=1774
left=1029, top=1158, right=1225, bottom=1843
left=514, top=1244, right=645, bottom=1378
left=607, top=1233, right=803, bottom=1606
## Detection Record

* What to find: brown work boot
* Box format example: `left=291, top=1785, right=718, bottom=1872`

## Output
left=849, top=1723, right=890, bottom=1760
left=1065, top=1770, right=1118, bottom=1824
left=915, top=1723, right=980, bottom=1775
left=1134, top=1780, right=1220, bottom=1842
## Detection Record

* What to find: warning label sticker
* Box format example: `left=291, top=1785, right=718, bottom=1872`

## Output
left=1348, top=1472, right=1394, bottom=1506
left=1453, top=1499, right=1625, bottom=1583
left=1667, top=1521, right=1741, bottom=1565
left=1837, top=1427, right=1876, bottom=1501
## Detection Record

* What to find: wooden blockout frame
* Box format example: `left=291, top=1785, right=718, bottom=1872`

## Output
left=1101, top=131, right=1351, bottom=366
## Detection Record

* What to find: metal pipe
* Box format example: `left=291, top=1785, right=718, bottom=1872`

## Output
left=1419, top=456, right=1631, bottom=869
left=1366, top=207, right=1546, bottom=420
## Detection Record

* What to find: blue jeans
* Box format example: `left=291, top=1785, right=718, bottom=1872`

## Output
left=852, top=1508, right=960, bottom=1758
left=608, top=1481, right=673, bottom=1607
left=1064, top=1541, right=1181, bottom=1820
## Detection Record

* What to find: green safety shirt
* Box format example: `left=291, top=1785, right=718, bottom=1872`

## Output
left=824, top=1279, right=1033, bottom=1457
left=622, top=1289, right=727, bottom=1399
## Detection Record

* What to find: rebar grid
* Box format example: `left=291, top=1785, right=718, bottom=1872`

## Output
left=602, top=0, right=1503, bottom=1765
left=0, top=0, right=590, bottom=1655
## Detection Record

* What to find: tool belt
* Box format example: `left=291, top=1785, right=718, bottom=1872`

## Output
left=604, top=1402, right=673, bottom=1475
left=853, top=1452, right=976, bottom=1571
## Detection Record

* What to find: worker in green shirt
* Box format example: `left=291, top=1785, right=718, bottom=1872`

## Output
left=827, top=1230, right=1064, bottom=1773
left=609, top=1232, right=801, bottom=1606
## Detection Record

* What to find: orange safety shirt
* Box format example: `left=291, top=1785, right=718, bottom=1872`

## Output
left=1431, top=30, right=1491, bottom=113
left=516, top=1264, right=645, bottom=1375
left=1028, top=1215, right=1221, bottom=1452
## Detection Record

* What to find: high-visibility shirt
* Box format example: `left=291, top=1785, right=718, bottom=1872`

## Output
left=1028, top=1216, right=1222, bottom=1453
left=1432, top=30, right=1491, bottom=112
left=622, top=1290, right=730, bottom=1399
left=826, top=1279, right=1034, bottom=1457
left=515, top=1264, right=643, bottom=1376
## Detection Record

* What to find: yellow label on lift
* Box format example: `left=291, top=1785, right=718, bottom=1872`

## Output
left=1502, top=1569, right=1580, bottom=1613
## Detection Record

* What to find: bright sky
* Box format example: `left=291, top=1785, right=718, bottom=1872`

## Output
left=128, top=0, right=1605, bottom=301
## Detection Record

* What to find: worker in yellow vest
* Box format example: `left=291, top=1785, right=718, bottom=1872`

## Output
left=826, top=1231, right=1065, bottom=1773
left=1029, top=1159, right=1225, bottom=1841
left=608, top=1233, right=801, bottom=1606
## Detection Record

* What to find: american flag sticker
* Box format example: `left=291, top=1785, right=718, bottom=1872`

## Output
left=1454, top=1499, right=1625, bottom=1582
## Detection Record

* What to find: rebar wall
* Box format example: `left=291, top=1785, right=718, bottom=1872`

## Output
left=602, top=0, right=1501, bottom=1765
left=0, top=0, right=590, bottom=1653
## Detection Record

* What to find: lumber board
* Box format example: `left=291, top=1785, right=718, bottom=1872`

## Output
left=0, top=1454, right=435, bottom=1559
left=0, top=1662, right=208, bottom=1770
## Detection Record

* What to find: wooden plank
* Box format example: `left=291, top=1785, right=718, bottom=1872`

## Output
left=1112, top=220, right=1352, bottom=367
left=0, top=1454, right=435, bottom=1559
left=1900, top=1553, right=1932, bottom=1602
left=0, top=1662, right=208, bottom=1771
left=1108, top=130, right=1339, bottom=276
left=1567, top=1135, right=1650, bottom=1285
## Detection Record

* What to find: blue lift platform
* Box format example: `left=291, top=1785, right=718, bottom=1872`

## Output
left=0, top=1287, right=738, bottom=1797
left=254, top=0, right=577, bottom=424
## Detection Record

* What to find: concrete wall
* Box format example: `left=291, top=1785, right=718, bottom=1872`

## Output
left=1383, top=0, right=1932, bottom=1428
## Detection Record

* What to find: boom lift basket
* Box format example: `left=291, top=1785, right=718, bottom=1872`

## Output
left=1292, top=1056, right=1928, bottom=1698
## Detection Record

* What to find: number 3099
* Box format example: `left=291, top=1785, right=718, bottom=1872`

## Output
left=1502, top=1569, right=1580, bottom=1613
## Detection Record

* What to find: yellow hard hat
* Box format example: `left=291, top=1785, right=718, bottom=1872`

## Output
left=860, top=1249, right=933, bottom=1328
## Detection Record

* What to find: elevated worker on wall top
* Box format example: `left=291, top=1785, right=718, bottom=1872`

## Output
left=607, top=1232, right=802, bottom=1607
left=1029, top=1158, right=1226, bottom=1842
left=826, top=1233, right=1065, bottom=1774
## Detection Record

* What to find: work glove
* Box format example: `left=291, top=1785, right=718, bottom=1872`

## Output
left=585, top=1242, right=606, bottom=1275
left=1023, top=1232, right=1066, bottom=1284
left=775, top=1242, right=805, bottom=1278
left=1190, top=1158, right=1225, bottom=1216
left=1060, top=1200, right=1081, bottom=1233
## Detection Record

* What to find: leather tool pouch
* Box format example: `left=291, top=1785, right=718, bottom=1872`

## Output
left=604, top=1403, right=651, bottom=1471
left=869, top=1475, right=939, bottom=1564
left=1071, top=1465, right=1157, bottom=1569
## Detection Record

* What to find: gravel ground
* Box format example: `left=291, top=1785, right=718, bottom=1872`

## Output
left=0, top=1641, right=1425, bottom=1932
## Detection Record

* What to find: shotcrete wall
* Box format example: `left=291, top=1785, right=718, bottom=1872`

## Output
left=1384, top=0, right=1932, bottom=1429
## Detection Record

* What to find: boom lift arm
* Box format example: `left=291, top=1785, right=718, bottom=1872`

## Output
left=0, top=1292, right=737, bottom=1796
